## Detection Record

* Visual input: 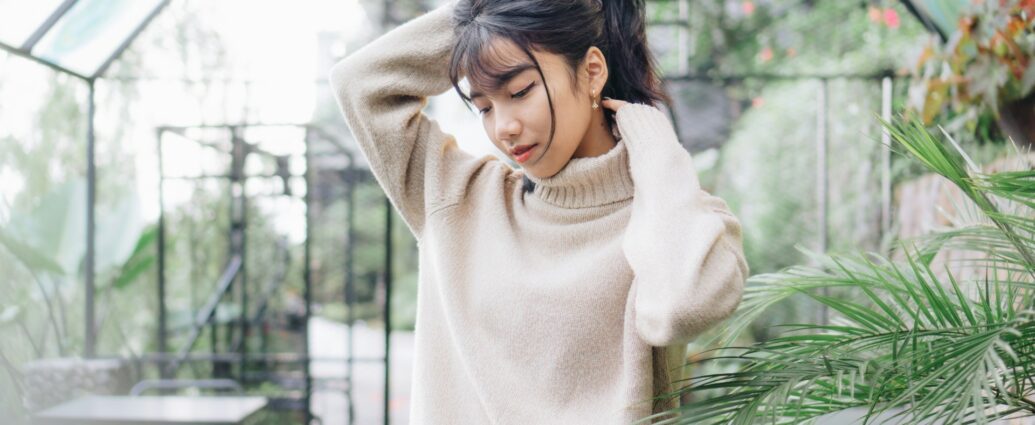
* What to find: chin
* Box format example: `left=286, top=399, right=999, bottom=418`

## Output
left=522, top=144, right=571, bottom=179
left=524, top=162, right=562, bottom=179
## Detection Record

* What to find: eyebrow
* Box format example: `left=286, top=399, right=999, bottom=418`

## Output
left=469, top=63, right=537, bottom=100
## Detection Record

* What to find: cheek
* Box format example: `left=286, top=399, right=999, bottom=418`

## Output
left=523, top=89, right=584, bottom=162
left=548, top=94, right=589, bottom=146
left=522, top=101, right=553, bottom=141
left=482, top=120, right=505, bottom=152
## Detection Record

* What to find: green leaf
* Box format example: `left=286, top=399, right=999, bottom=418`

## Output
left=0, top=227, right=64, bottom=275
left=94, top=192, right=145, bottom=274
left=0, top=306, right=21, bottom=328
left=2, top=180, right=86, bottom=276
left=107, top=225, right=157, bottom=290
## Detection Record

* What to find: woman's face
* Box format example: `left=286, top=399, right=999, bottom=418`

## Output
left=467, top=38, right=606, bottom=179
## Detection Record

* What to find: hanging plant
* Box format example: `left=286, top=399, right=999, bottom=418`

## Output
left=907, top=0, right=1035, bottom=145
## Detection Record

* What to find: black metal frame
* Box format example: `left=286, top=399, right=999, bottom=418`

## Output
left=900, top=0, right=949, bottom=42
left=153, top=123, right=396, bottom=424
left=309, top=126, right=395, bottom=425
left=156, top=123, right=317, bottom=422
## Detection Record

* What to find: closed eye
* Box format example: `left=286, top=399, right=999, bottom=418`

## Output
left=477, top=81, right=536, bottom=116
left=512, top=81, right=535, bottom=98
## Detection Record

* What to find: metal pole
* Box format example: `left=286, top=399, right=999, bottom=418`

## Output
left=210, top=298, right=219, bottom=376
left=380, top=7, right=394, bottom=424
left=92, top=0, right=171, bottom=79
left=900, top=0, right=948, bottom=42
left=383, top=198, right=393, bottom=425
left=880, top=77, right=893, bottom=244
left=227, top=127, right=245, bottom=379
left=346, top=165, right=356, bottom=423
left=816, top=78, right=829, bottom=326
left=0, top=40, right=90, bottom=81
left=85, top=79, right=97, bottom=358
left=303, top=129, right=314, bottom=425
left=157, top=129, right=168, bottom=369
left=677, top=0, right=689, bottom=76
left=239, top=131, right=249, bottom=384
left=21, top=0, right=79, bottom=51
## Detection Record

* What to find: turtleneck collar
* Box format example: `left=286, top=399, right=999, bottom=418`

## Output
left=524, top=134, right=634, bottom=209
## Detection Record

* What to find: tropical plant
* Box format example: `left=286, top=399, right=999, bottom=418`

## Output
left=0, top=180, right=154, bottom=357
left=643, top=116, right=1035, bottom=424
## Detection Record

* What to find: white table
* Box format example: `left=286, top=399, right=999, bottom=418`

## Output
left=33, top=395, right=269, bottom=425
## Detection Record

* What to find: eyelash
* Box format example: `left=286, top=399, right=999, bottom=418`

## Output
left=478, top=81, right=535, bottom=115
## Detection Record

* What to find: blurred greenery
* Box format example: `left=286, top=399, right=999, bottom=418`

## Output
left=647, top=0, right=927, bottom=77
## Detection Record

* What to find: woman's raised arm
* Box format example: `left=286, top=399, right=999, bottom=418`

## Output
left=328, top=0, right=492, bottom=241
left=615, top=103, right=750, bottom=347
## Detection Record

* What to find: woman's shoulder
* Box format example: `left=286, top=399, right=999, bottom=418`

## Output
left=430, top=152, right=519, bottom=205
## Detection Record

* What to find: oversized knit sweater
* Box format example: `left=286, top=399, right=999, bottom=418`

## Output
left=328, top=2, right=749, bottom=423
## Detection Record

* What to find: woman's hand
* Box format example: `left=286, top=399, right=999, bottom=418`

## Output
left=600, top=97, right=630, bottom=113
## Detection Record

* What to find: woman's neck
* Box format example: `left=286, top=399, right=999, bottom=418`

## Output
left=571, top=110, right=617, bottom=158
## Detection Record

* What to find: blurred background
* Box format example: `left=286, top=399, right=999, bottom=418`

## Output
left=0, top=0, right=1031, bottom=424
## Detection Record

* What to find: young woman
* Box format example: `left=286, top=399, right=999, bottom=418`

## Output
left=329, top=0, right=749, bottom=422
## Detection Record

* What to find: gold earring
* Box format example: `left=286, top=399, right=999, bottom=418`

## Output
left=591, top=90, right=598, bottom=109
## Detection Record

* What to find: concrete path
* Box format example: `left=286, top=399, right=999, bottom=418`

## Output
left=308, top=317, right=414, bottom=425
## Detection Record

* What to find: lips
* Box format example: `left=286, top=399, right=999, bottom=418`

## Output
left=511, top=143, right=538, bottom=164
left=511, top=144, right=536, bottom=156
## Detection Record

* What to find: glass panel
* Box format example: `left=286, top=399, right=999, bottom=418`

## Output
left=0, top=70, right=90, bottom=400
left=914, top=0, right=968, bottom=37
left=0, top=0, right=66, bottom=47
left=32, top=0, right=163, bottom=76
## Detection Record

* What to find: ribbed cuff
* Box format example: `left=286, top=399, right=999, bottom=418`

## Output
left=614, top=103, right=702, bottom=193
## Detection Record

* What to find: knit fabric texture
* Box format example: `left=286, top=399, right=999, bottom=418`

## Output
left=328, top=2, right=749, bottom=423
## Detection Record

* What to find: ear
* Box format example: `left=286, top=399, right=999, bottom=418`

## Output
left=582, top=46, right=608, bottom=95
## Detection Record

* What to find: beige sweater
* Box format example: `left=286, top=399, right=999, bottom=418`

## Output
left=328, top=2, right=748, bottom=423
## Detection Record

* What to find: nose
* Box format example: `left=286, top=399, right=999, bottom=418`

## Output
left=494, top=110, right=522, bottom=144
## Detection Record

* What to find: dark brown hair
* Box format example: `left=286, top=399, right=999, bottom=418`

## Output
left=447, top=0, right=670, bottom=193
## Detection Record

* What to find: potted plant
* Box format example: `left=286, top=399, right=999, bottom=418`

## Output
left=644, top=116, right=1035, bottom=425
left=907, top=0, right=1035, bottom=147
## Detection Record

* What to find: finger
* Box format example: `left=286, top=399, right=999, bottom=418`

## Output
left=600, top=98, right=629, bottom=112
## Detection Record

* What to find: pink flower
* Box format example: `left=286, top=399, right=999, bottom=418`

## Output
left=742, top=1, right=755, bottom=15
left=759, top=47, right=773, bottom=62
left=752, top=97, right=766, bottom=108
left=883, top=8, right=900, bottom=29
left=868, top=6, right=882, bottom=23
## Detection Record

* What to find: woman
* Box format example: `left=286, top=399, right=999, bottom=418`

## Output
left=328, top=0, right=749, bottom=423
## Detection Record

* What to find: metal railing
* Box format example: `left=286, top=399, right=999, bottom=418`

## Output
left=163, top=255, right=242, bottom=377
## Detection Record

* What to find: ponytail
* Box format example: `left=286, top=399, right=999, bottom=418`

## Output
left=598, top=0, right=670, bottom=123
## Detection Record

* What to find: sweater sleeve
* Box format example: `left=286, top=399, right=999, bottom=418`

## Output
left=615, top=103, right=749, bottom=347
left=328, top=0, right=492, bottom=240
